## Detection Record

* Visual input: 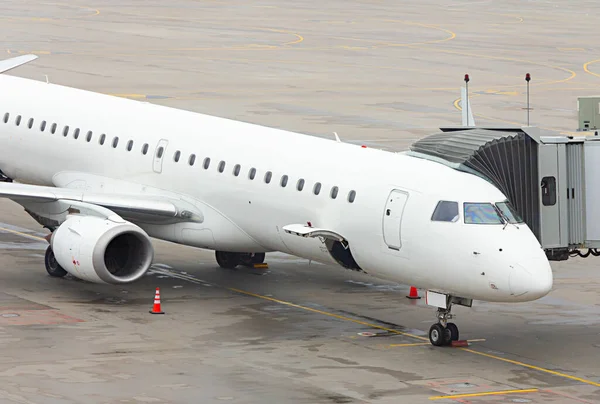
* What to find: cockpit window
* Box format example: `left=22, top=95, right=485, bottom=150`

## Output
left=464, top=203, right=503, bottom=224
left=496, top=201, right=524, bottom=224
left=431, top=201, right=459, bottom=222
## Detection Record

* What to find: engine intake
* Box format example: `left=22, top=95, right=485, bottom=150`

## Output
left=51, top=215, right=154, bottom=284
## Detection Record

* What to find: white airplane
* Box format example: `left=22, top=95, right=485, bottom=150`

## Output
left=0, top=55, right=552, bottom=346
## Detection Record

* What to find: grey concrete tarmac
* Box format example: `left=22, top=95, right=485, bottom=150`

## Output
left=0, top=0, right=599, bottom=403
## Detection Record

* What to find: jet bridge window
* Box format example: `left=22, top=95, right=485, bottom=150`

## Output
left=189, top=154, right=196, bottom=166
left=15, top=115, right=21, bottom=126
left=233, top=164, right=241, bottom=176
left=431, top=201, right=459, bottom=222
left=541, top=176, right=556, bottom=206
left=174, top=150, right=181, bottom=162
left=3, top=113, right=8, bottom=124
left=464, top=203, right=503, bottom=224
left=63, top=126, right=69, bottom=137
left=27, top=118, right=33, bottom=129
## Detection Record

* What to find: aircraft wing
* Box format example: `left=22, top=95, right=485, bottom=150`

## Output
left=0, top=182, right=203, bottom=225
left=0, top=54, right=38, bottom=74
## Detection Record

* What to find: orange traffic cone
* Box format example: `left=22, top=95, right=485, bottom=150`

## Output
left=406, top=286, right=421, bottom=299
left=149, top=287, right=165, bottom=314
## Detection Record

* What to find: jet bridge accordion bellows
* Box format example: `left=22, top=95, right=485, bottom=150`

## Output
left=408, top=128, right=541, bottom=240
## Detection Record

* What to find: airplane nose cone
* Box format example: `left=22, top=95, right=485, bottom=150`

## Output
left=509, top=258, right=553, bottom=300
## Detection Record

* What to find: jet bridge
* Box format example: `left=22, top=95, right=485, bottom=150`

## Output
left=406, top=126, right=600, bottom=261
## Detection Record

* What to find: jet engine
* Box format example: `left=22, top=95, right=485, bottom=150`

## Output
left=50, top=215, right=154, bottom=284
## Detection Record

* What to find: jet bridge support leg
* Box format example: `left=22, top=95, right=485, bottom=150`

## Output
left=426, top=290, right=472, bottom=347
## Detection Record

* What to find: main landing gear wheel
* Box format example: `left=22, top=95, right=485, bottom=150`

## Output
left=429, top=304, right=460, bottom=346
left=44, top=246, right=67, bottom=278
left=445, top=322, right=459, bottom=342
left=215, top=251, right=241, bottom=269
left=240, top=252, right=265, bottom=267
left=429, top=323, right=446, bottom=346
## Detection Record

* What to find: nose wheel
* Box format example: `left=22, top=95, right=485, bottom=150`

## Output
left=428, top=306, right=460, bottom=346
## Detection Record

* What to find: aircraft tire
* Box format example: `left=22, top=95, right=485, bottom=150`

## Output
left=44, top=246, right=67, bottom=278
left=446, top=322, right=459, bottom=342
left=215, top=251, right=240, bottom=269
left=240, top=252, right=265, bottom=267
left=429, top=323, right=446, bottom=347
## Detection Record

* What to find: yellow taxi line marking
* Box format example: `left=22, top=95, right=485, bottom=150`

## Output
left=429, top=388, right=538, bottom=400
left=0, top=227, right=46, bottom=242
left=583, top=59, right=600, bottom=78
left=228, top=287, right=429, bottom=341
left=460, top=348, right=600, bottom=387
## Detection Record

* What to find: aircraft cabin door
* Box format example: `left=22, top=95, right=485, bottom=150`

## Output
left=153, top=139, right=169, bottom=173
left=382, top=190, right=408, bottom=250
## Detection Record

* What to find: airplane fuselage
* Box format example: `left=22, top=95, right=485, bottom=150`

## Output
left=0, top=74, right=553, bottom=302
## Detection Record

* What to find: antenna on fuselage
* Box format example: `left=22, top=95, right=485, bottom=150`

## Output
left=333, top=132, right=341, bottom=143
left=44, top=75, right=49, bottom=84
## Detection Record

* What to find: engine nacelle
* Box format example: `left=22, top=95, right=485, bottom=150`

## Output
left=51, top=215, right=154, bottom=284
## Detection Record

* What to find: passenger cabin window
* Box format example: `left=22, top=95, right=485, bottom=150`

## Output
left=313, top=182, right=321, bottom=195
left=297, top=179, right=305, bottom=191
left=249, top=167, right=256, bottom=180
left=83, top=130, right=90, bottom=142
left=142, top=143, right=149, bottom=155
left=218, top=161, right=225, bottom=173
left=464, top=203, right=503, bottom=224
left=63, top=126, right=69, bottom=137
left=27, top=118, right=33, bottom=129
left=264, top=171, right=272, bottom=183
left=112, top=137, right=119, bottom=148
left=174, top=150, right=181, bottom=162
left=203, top=158, right=211, bottom=169
left=127, top=140, right=133, bottom=151
left=348, top=190, right=356, bottom=203
left=330, top=186, right=338, bottom=199
left=541, top=176, right=556, bottom=206
left=74, top=129, right=81, bottom=140
left=3, top=113, right=8, bottom=124
left=189, top=154, right=196, bottom=166
left=15, top=115, right=21, bottom=126
left=51, top=123, right=57, bottom=134
left=40, top=121, right=46, bottom=132
left=496, top=201, right=523, bottom=224
left=280, top=175, right=288, bottom=187
left=156, top=146, right=164, bottom=158
left=233, top=164, right=241, bottom=176
left=99, top=134, right=106, bottom=145
left=431, top=201, right=459, bottom=222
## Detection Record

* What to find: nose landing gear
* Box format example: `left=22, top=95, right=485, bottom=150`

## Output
left=429, top=307, right=459, bottom=346
left=426, top=291, right=472, bottom=347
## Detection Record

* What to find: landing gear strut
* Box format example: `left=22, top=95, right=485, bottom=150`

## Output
left=215, top=251, right=265, bottom=269
left=44, top=246, right=67, bottom=278
left=426, top=291, right=471, bottom=347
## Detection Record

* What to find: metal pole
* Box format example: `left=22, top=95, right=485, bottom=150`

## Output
left=525, top=73, right=531, bottom=126
left=464, top=74, right=470, bottom=126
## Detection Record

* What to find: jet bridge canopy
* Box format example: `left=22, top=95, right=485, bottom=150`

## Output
left=407, top=127, right=542, bottom=241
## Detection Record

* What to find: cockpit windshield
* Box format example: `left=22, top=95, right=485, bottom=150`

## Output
left=464, top=203, right=503, bottom=224
left=495, top=201, right=524, bottom=224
